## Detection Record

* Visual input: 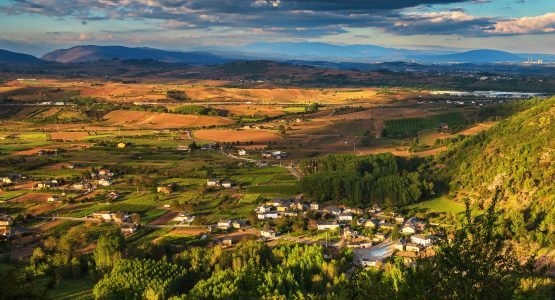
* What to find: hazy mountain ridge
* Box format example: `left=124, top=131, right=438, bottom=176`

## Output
left=41, top=45, right=233, bottom=65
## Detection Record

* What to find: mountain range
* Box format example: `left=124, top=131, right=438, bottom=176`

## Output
left=1, top=44, right=554, bottom=66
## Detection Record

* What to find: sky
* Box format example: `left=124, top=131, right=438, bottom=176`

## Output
left=0, top=0, right=554, bottom=56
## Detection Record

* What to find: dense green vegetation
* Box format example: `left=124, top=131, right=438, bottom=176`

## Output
left=439, top=97, right=555, bottom=248
left=299, top=153, right=436, bottom=207
left=383, top=112, right=466, bottom=138
left=172, top=105, right=222, bottom=116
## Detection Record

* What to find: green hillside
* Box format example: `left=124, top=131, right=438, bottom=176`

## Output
left=439, top=97, right=555, bottom=246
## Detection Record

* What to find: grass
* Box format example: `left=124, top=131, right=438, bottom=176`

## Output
left=48, top=278, right=95, bottom=300
left=407, top=196, right=466, bottom=214
left=0, top=190, right=27, bottom=201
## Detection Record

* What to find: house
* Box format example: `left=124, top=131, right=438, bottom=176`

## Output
left=111, top=212, right=131, bottom=223
left=360, top=258, right=380, bottom=268
left=221, top=237, right=233, bottom=247
left=157, top=184, right=175, bottom=194
left=256, top=205, right=273, bottom=213
left=394, top=216, right=405, bottom=224
left=406, top=242, right=421, bottom=253
left=98, top=169, right=113, bottom=176
left=411, top=234, right=433, bottom=247
left=0, top=214, right=14, bottom=236
left=344, top=208, right=363, bottom=215
left=283, top=211, right=299, bottom=217
left=206, top=178, right=220, bottom=187
left=317, top=221, right=340, bottom=231
left=261, top=151, right=273, bottom=158
left=401, top=226, right=416, bottom=235
left=73, top=182, right=92, bottom=190
left=121, top=223, right=139, bottom=234
left=99, top=178, right=112, bottom=186
left=277, top=206, right=288, bottom=212
left=339, top=213, right=353, bottom=221
left=271, top=151, right=288, bottom=159
left=372, top=232, right=387, bottom=242
left=406, top=217, right=427, bottom=231
left=107, top=191, right=122, bottom=200
left=117, top=142, right=129, bottom=149
left=310, top=203, right=320, bottom=210
left=92, top=211, right=113, bottom=222
left=289, top=202, right=305, bottom=211
left=261, top=229, right=278, bottom=239
left=324, top=206, right=342, bottom=216
left=47, top=195, right=61, bottom=202
left=364, top=218, right=380, bottom=229
left=266, top=198, right=291, bottom=207
left=394, top=241, right=405, bottom=251
left=36, top=181, right=58, bottom=189
left=218, top=219, right=232, bottom=230
left=257, top=212, right=279, bottom=220
left=1, top=174, right=21, bottom=184
left=177, top=145, right=190, bottom=151
left=174, top=212, right=195, bottom=223
left=221, top=180, right=233, bottom=188
left=380, top=223, right=396, bottom=231
left=232, top=220, right=246, bottom=229
left=238, top=149, right=247, bottom=156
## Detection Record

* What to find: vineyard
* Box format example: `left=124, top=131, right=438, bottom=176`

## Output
left=382, top=112, right=466, bottom=137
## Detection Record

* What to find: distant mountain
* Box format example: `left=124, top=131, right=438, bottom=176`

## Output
left=0, top=49, right=45, bottom=64
left=239, top=42, right=419, bottom=61
left=41, top=45, right=233, bottom=65
left=409, top=49, right=525, bottom=63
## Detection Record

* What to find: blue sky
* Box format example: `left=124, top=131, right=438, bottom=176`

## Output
left=0, top=0, right=554, bottom=56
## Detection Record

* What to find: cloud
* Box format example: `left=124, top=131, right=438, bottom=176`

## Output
left=485, top=13, right=555, bottom=34
left=387, top=11, right=494, bottom=35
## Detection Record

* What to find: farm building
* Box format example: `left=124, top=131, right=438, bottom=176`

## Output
left=47, top=195, right=61, bottom=202
left=0, top=214, right=14, bottom=236
left=317, top=221, right=340, bottom=231
left=121, top=223, right=139, bottom=234
left=174, top=212, right=195, bottom=223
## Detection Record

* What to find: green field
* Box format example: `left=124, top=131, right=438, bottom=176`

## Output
left=407, top=196, right=466, bottom=214
left=383, top=112, right=466, bottom=137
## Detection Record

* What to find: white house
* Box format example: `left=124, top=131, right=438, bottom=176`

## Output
left=310, top=203, right=320, bottom=210
left=317, top=221, right=340, bottom=231
left=339, top=213, right=353, bottom=221
left=207, top=178, right=220, bottom=187
left=174, top=212, right=195, bottom=223
left=221, top=181, right=233, bottom=188
left=218, top=219, right=232, bottom=230
left=411, top=234, right=433, bottom=247
left=261, top=229, right=278, bottom=239
left=238, top=149, right=247, bottom=156
left=47, top=195, right=61, bottom=202
left=98, top=178, right=112, bottom=186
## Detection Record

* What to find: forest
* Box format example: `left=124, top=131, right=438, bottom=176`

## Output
left=298, top=153, right=436, bottom=207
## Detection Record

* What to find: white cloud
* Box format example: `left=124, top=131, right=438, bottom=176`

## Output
left=486, top=13, right=555, bottom=34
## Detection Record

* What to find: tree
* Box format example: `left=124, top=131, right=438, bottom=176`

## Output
left=400, top=194, right=533, bottom=299
left=94, top=233, right=125, bottom=273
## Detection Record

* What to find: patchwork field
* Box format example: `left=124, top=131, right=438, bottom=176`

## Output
left=194, top=129, right=282, bottom=143
left=103, top=110, right=234, bottom=128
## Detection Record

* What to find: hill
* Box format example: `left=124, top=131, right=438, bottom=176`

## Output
left=439, top=98, right=554, bottom=245
left=41, top=45, right=233, bottom=65
left=0, top=49, right=45, bottom=64
left=411, top=49, right=525, bottom=63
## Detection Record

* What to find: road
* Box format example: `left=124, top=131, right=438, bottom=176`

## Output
left=221, top=150, right=303, bottom=180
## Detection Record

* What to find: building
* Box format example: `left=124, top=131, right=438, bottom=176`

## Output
left=206, top=178, right=220, bottom=187
left=343, top=227, right=358, bottom=240
left=221, top=237, right=233, bottom=247
left=98, top=169, right=113, bottom=176
left=232, top=220, right=246, bottom=229
left=218, top=219, right=232, bottom=230
left=411, top=234, right=433, bottom=247
left=117, top=142, right=129, bottom=149
left=238, top=149, right=247, bottom=156
left=394, top=216, right=405, bottom=224
left=339, top=213, right=353, bottom=221
left=261, top=229, right=278, bottom=239
left=107, top=191, right=122, bottom=201
left=73, top=181, right=92, bottom=190
left=405, top=242, right=421, bottom=253
left=310, top=203, right=320, bottom=210
left=317, top=221, right=340, bottom=231
left=221, top=181, right=233, bottom=188
left=92, top=211, right=113, bottom=222
left=157, top=184, right=175, bottom=194
left=380, top=223, right=396, bottom=231
left=0, top=214, right=14, bottom=236
left=47, top=195, right=61, bottom=202
left=174, top=212, right=195, bottom=223
left=121, top=223, right=139, bottom=234
left=257, top=212, right=279, bottom=220
left=177, top=145, right=190, bottom=151
left=1, top=174, right=22, bottom=184
left=394, top=241, right=405, bottom=251
left=401, top=226, right=416, bottom=235
left=364, top=218, right=380, bottom=229
left=323, top=206, right=342, bottom=216
left=372, top=232, right=387, bottom=242
left=36, top=181, right=58, bottom=189
left=99, top=178, right=112, bottom=186
left=256, top=205, right=273, bottom=213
